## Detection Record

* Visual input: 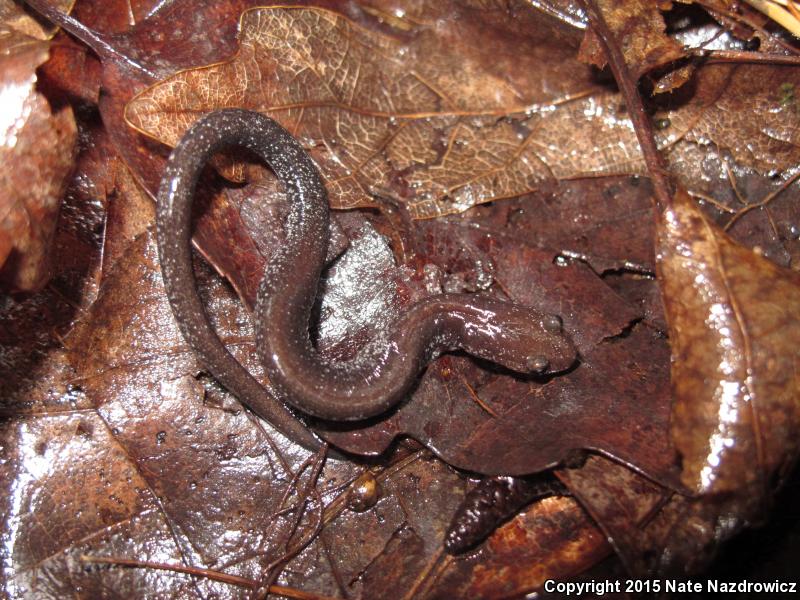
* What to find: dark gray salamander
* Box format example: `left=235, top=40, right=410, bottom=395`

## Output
left=156, top=109, right=321, bottom=449
left=157, top=109, right=577, bottom=433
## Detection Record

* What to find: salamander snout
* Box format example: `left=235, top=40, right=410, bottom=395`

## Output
left=460, top=303, right=577, bottom=376
left=520, top=313, right=576, bottom=375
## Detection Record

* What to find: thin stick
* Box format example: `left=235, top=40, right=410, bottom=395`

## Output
left=460, top=376, right=499, bottom=417
left=577, top=0, right=674, bottom=211
left=79, top=556, right=340, bottom=599
left=724, top=169, right=800, bottom=230
left=693, top=48, right=800, bottom=65
left=22, top=0, right=157, bottom=79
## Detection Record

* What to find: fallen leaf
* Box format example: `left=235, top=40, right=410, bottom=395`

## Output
left=1, top=221, right=609, bottom=597
left=470, top=176, right=657, bottom=273
left=6, top=1, right=800, bottom=593
left=557, top=456, right=669, bottom=576
left=0, top=11, right=78, bottom=291
left=657, top=189, right=800, bottom=503
left=124, top=3, right=800, bottom=227
left=578, top=0, right=684, bottom=80
left=667, top=60, right=800, bottom=178
left=125, top=4, right=677, bottom=218
left=558, top=454, right=747, bottom=576
left=317, top=219, right=679, bottom=485
left=421, top=496, right=610, bottom=599
left=0, top=0, right=73, bottom=40
left=0, top=101, right=107, bottom=411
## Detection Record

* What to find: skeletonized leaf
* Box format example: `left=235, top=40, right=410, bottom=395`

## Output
left=125, top=5, right=685, bottom=219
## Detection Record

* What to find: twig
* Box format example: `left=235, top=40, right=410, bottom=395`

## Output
left=577, top=0, right=674, bottom=211
left=724, top=169, right=800, bottom=230
left=22, top=0, right=157, bottom=79
left=693, top=48, right=800, bottom=65
left=460, top=376, right=498, bottom=417
left=686, top=191, right=737, bottom=214
left=79, top=556, right=340, bottom=599
left=255, top=444, right=329, bottom=599
left=694, top=0, right=800, bottom=56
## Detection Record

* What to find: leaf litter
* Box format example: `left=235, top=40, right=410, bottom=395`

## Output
left=1, top=0, right=799, bottom=596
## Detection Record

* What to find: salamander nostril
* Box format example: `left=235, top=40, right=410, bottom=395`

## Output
left=527, top=355, right=549, bottom=373
left=542, top=314, right=562, bottom=333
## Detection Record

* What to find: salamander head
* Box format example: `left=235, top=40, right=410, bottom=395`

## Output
left=463, top=304, right=577, bottom=375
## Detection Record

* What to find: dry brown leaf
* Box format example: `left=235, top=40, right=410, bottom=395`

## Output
left=0, top=0, right=73, bottom=41
left=669, top=62, right=800, bottom=176
left=578, top=0, right=685, bottom=80
left=657, top=189, right=800, bottom=499
left=0, top=20, right=77, bottom=291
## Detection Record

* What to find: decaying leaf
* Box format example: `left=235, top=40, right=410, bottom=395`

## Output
left=0, top=109, right=106, bottom=410
left=559, top=454, right=749, bottom=576
left=657, top=189, right=800, bottom=502
left=316, top=219, right=679, bottom=485
left=124, top=3, right=800, bottom=226
left=578, top=0, right=685, bottom=80
left=426, top=495, right=611, bottom=598
left=0, top=6, right=77, bottom=291
left=667, top=61, right=800, bottom=177
left=87, top=0, right=289, bottom=307
left=0, top=213, right=611, bottom=596
left=124, top=5, right=673, bottom=219
left=0, top=0, right=73, bottom=41
left=4, top=0, right=800, bottom=595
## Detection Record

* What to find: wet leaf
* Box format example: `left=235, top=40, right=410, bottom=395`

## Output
left=5, top=1, right=800, bottom=594
left=316, top=219, right=679, bottom=485
left=1, top=215, right=609, bottom=596
left=423, top=496, right=611, bottom=599
left=0, top=9, right=78, bottom=291
left=125, top=4, right=683, bottom=219
left=666, top=60, right=800, bottom=178
left=124, top=3, right=800, bottom=226
left=657, top=189, right=800, bottom=501
left=0, top=107, right=107, bottom=411
left=558, top=454, right=748, bottom=576
left=557, top=456, right=669, bottom=576
left=475, top=176, right=657, bottom=273
left=34, top=0, right=794, bottom=318
left=58, top=0, right=299, bottom=306
left=0, top=0, right=73, bottom=40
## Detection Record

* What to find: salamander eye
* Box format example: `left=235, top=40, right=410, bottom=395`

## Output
left=526, top=355, right=550, bottom=373
left=542, top=314, right=562, bottom=333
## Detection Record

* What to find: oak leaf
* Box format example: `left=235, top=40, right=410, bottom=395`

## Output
left=125, top=5, right=683, bottom=219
